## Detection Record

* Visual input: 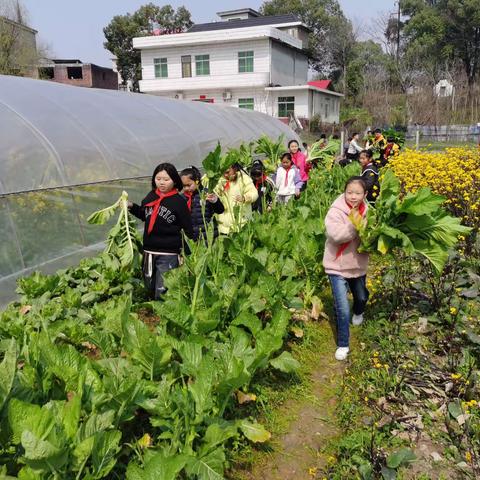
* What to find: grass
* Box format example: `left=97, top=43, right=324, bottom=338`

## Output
left=405, top=139, right=478, bottom=150
left=227, top=315, right=342, bottom=477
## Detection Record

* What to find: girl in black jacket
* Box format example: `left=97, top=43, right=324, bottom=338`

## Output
left=129, top=163, right=193, bottom=299
left=180, top=166, right=224, bottom=241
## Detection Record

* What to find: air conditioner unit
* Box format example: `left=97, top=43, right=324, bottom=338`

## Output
left=222, top=91, right=232, bottom=101
left=174, top=92, right=184, bottom=100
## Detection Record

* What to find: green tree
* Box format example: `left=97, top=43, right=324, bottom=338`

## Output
left=401, top=0, right=480, bottom=85
left=103, top=3, right=192, bottom=90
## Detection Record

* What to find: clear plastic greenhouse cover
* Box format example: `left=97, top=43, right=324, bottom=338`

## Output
left=0, top=74, right=299, bottom=306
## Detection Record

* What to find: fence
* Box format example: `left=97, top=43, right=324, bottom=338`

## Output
left=405, top=124, right=480, bottom=149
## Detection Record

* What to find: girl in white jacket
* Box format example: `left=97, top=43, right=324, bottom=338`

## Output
left=273, top=153, right=304, bottom=204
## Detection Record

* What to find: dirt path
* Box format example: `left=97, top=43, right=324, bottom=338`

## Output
left=234, top=320, right=347, bottom=480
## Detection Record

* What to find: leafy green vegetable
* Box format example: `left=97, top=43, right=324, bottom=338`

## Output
left=238, top=419, right=272, bottom=443
left=269, top=351, right=300, bottom=373
left=359, top=170, right=472, bottom=273
left=0, top=339, right=17, bottom=411
left=202, top=143, right=237, bottom=192
left=254, top=134, right=286, bottom=172
left=308, top=137, right=341, bottom=168
left=87, top=190, right=142, bottom=268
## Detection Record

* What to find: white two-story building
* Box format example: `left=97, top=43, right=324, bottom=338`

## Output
left=133, top=8, right=342, bottom=123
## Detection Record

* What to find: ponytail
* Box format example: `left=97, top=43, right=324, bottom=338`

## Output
left=180, top=166, right=202, bottom=187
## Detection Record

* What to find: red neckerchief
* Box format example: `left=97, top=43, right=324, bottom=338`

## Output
left=144, top=189, right=178, bottom=234
left=284, top=165, right=292, bottom=186
left=183, top=191, right=193, bottom=211
left=335, top=199, right=366, bottom=259
left=255, top=174, right=267, bottom=189
left=224, top=180, right=231, bottom=192
left=384, top=143, right=393, bottom=158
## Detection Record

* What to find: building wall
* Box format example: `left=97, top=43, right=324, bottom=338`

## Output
left=151, top=87, right=272, bottom=114
left=90, top=65, right=119, bottom=89
left=266, top=89, right=309, bottom=117
left=311, top=91, right=340, bottom=123
left=270, top=41, right=308, bottom=86
left=52, top=65, right=93, bottom=87
left=139, top=38, right=271, bottom=93
left=150, top=87, right=340, bottom=122
left=50, top=64, right=118, bottom=89
left=0, top=17, right=37, bottom=77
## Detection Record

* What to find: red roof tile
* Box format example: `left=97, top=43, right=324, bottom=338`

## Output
left=308, top=80, right=332, bottom=90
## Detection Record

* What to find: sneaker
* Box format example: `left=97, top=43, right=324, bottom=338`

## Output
left=335, top=347, right=349, bottom=361
left=352, top=314, right=364, bottom=326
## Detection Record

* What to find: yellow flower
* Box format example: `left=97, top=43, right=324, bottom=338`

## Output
left=138, top=433, right=152, bottom=448
left=308, top=467, right=318, bottom=476
left=450, top=307, right=457, bottom=315
left=465, top=451, right=472, bottom=463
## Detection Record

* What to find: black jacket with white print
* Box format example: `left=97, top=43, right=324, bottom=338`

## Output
left=130, top=191, right=193, bottom=254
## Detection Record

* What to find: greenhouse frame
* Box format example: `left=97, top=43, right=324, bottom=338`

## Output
left=0, top=75, right=298, bottom=306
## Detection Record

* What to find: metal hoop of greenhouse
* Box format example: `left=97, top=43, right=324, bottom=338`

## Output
left=0, top=75, right=299, bottom=306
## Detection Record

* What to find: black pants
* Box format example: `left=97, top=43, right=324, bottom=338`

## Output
left=143, top=253, right=179, bottom=299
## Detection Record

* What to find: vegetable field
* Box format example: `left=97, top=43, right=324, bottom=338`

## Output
left=0, top=139, right=478, bottom=480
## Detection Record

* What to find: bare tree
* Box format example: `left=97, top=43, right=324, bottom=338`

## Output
left=0, top=0, right=39, bottom=76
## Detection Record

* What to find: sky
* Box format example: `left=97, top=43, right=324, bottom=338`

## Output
left=20, top=0, right=397, bottom=67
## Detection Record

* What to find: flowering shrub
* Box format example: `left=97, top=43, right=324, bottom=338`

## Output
left=389, top=147, right=480, bottom=233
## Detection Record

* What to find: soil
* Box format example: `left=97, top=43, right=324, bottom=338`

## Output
left=233, top=320, right=346, bottom=480
left=136, top=307, right=161, bottom=331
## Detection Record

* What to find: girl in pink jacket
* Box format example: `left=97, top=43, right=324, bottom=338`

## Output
left=323, top=177, right=370, bottom=361
left=288, top=140, right=309, bottom=188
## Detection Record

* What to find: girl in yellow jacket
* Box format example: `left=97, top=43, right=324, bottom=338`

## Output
left=214, top=163, right=259, bottom=235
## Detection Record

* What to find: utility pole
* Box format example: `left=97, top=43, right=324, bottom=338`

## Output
left=396, top=0, right=401, bottom=63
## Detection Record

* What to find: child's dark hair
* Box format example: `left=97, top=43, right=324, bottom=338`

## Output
left=374, top=128, right=382, bottom=134
left=345, top=176, right=367, bottom=192
left=387, top=136, right=395, bottom=143
left=151, top=163, right=183, bottom=191
left=281, top=152, right=293, bottom=162
left=250, top=159, right=265, bottom=177
left=359, top=149, right=373, bottom=159
left=353, top=132, right=359, bottom=137
left=302, top=142, right=308, bottom=149
left=180, top=165, right=202, bottom=184
left=288, top=139, right=299, bottom=148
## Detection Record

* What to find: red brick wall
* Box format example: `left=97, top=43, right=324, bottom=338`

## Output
left=53, top=65, right=93, bottom=87
left=51, top=64, right=118, bottom=90
left=90, top=65, right=118, bottom=90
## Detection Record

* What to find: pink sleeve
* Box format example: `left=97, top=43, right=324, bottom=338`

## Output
left=297, top=152, right=308, bottom=181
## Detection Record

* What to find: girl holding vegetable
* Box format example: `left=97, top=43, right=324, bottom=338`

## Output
left=180, top=166, right=225, bottom=241
left=214, top=163, right=258, bottom=235
left=128, top=163, right=193, bottom=299
left=323, top=176, right=370, bottom=361
left=288, top=139, right=309, bottom=189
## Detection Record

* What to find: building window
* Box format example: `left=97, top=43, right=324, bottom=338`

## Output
left=67, top=66, right=83, bottom=79
left=238, top=51, right=254, bottom=73
left=154, top=58, right=168, bottom=78
left=181, top=55, right=192, bottom=78
left=195, top=54, right=210, bottom=76
left=278, top=96, right=295, bottom=117
left=238, top=98, right=254, bottom=110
